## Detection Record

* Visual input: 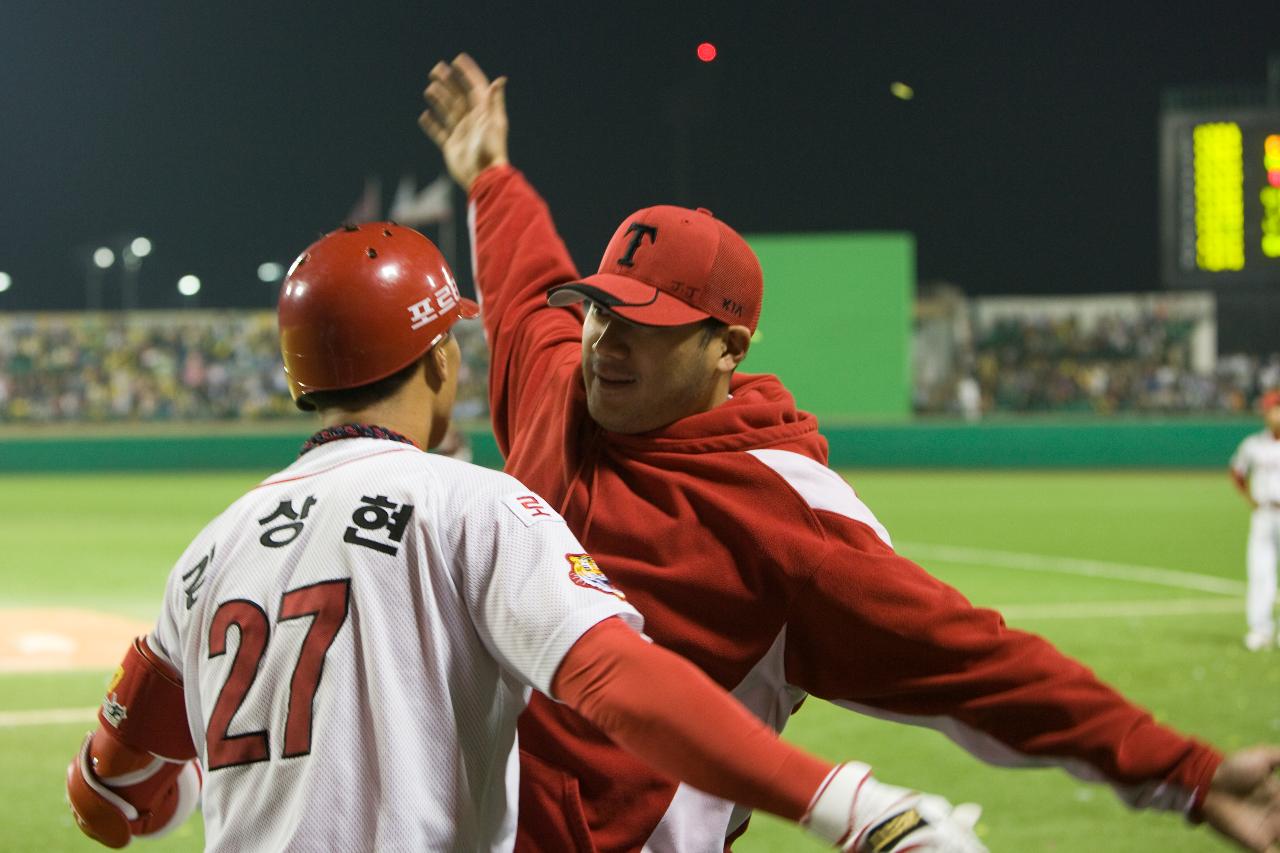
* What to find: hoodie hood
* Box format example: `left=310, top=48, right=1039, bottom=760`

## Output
left=600, top=372, right=828, bottom=463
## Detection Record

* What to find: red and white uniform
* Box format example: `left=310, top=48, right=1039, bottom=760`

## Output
left=1231, top=429, right=1280, bottom=639
left=467, top=165, right=1223, bottom=852
left=149, top=432, right=640, bottom=852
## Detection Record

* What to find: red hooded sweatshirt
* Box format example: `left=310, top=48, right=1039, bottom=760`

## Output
left=468, top=165, right=1221, bottom=853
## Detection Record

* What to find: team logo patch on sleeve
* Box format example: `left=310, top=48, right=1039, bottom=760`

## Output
left=501, top=492, right=565, bottom=527
left=565, top=554, right=626, bottom=600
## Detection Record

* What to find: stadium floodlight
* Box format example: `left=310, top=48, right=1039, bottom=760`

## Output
left=177, top=274, right=202, bottom=296
left=257, top=261, right=285, bottom=282
left=93, top=247, right=115, bottom=269
left=0, top=271, right=10, bottom=293
left=130, top=236, right=152, bottom=258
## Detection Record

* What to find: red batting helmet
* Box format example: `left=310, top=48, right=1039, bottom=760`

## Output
left=278, top=222, right=479, bottom=409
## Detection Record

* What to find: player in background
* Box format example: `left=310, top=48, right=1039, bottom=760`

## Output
left=64, top=224, right=987, bottom=852
left=1231, top=390, right=1280, bottom=651
left=418, top=53, right=1280, bottom=852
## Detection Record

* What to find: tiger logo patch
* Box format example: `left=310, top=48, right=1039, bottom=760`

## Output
left=566, top=553, right=626, bottom=600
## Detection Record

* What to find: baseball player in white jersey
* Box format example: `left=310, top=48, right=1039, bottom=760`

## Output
left=1231, top=390, right=1280, bottom=651
left=64, top=224, right=986, bottom=852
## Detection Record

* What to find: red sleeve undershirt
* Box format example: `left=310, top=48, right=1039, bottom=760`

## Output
left=551, top=617, right=832, bottom=822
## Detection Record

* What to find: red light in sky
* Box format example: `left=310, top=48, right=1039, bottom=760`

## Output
left=697, top=42, right=717, bottom=62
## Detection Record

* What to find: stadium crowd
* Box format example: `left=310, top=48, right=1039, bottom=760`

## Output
left=0, top=311, right=490, bottom=424
left=2, top=309, right=1274, bottom=425
left=918, top=311, right=1279, bottom=417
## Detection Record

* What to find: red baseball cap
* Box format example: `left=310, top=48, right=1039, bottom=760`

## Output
left=547, top=205, right=763, bottom=332
left=1261, top=390, right=1280, bottom=412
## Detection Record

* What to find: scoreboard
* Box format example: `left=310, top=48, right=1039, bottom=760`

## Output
left=1160, top=108, right=1280, bottom=288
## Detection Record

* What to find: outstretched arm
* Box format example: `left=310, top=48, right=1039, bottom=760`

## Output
left=785, top=511, right=1280, bottom=850
left=555, top=617, right=987, bottom=852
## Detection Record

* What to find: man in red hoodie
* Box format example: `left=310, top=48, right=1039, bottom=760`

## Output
left=419, top=53, right=1280, bottom=852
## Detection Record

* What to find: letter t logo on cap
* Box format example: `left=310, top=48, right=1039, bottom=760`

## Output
left=617, top=223, right=658, bottom=267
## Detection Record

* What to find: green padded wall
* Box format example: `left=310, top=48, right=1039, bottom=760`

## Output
left=0, top=420, right=1252, bottom=473
left=744, top=233, right=914, bottom=419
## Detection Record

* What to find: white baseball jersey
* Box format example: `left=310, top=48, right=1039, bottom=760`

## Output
left=149, top=434, right=642, bottom=852
left=1231, top=430, right=1280, bottom=505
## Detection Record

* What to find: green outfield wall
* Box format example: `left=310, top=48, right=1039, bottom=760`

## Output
left=819, top=418, right=1254, bottom=468
left=745, top=233, right=914, bottom=420
left=0, top=418, right=1255, bottom=472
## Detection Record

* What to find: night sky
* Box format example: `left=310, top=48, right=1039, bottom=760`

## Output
left=1, top=1, right=1276, bottom=312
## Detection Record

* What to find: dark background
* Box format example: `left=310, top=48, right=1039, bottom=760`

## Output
left=0, top=1, right=1276, bottom=311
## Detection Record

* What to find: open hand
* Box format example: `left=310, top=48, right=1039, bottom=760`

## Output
left=1202, top=746, right=1280, bottom=852
left=419, top=53, right=509, bottom=192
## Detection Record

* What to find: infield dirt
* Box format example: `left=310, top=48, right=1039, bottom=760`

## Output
left=0, top=608, right=150, bottom=673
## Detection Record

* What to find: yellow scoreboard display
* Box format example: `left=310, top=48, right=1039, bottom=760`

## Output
left=1160, top=109, right=1280, bottom=287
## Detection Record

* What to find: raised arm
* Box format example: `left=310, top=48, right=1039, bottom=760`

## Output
left=418, top=53, right=507, bottom=194
left=419, top=53, right=584, bottom=454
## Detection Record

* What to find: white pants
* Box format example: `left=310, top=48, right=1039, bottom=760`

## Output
left=1246, top=506, right=1280, bottom=635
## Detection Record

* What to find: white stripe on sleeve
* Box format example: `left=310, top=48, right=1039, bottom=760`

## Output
left=746, top=449, right=893, bottom=548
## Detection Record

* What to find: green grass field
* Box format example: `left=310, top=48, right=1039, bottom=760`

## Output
left=1, top=469, right=1276, bottom=851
